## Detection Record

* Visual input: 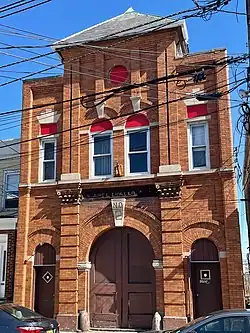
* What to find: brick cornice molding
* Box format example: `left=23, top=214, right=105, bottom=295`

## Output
left=56, top=187, right=83, bottom=204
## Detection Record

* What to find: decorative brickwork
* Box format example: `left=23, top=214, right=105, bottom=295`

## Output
left=14, top=21, right=244, bottom=332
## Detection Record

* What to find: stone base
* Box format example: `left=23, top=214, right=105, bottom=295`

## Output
left=57, top=314, right=78, bottom=331
left=163, top=316, right=187, bottom=330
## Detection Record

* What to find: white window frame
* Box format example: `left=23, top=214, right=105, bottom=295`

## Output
left=3, top=170, right=19, bottom=210
left=125, top=126, right=150, bottom=176
left=188, top=121, right=210, bottom=171
left=0, top=234, right=7, bottom=299
left=40, top=137, right=57, bottom=183
left=90, top=131, right=113, bottom=179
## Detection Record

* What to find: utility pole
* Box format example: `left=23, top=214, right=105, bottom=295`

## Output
left=246, top=0, right=250, bottom=89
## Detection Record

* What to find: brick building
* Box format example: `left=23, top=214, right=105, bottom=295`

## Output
left=0, top=139, right=20, bottom=302
left=14, top=8, right=244, bottom=331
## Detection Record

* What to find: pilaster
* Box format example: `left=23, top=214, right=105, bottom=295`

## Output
left=56, top=187, right=81, bottom=331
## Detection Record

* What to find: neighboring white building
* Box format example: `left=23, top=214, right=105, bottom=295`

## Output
left=0, top=139, right=20, bottom=301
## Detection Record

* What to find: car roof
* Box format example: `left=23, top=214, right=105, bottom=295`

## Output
left=211, top=310, right=250, bottom=315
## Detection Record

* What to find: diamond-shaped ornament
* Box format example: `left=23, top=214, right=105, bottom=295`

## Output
left=42, top=271, right=53, bottom=284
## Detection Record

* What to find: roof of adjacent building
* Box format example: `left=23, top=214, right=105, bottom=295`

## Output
left=0, top=139, right=20, bottom=160
left=53, top=7, right=188, bottom=50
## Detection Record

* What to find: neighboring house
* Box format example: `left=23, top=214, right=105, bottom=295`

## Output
left=0, top=139, right=20, bottom=302
left=14, top=8, right=244, bottom=331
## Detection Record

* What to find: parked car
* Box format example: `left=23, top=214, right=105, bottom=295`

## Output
left=152, top=310, right=250, bottom=333
left=0, top=303, right=59, bottom=333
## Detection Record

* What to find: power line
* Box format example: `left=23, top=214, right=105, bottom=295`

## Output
left=0, top=0, right=37, bottom=14
left=0, top=0, right=51, bottom=19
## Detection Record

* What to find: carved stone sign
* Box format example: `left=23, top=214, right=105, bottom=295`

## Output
left=111, top=198, right=126, bottom=227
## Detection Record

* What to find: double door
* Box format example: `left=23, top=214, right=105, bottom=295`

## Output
left=90, top=228, right=156, bottom=328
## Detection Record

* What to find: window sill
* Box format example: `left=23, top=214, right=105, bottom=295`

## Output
left=81, top=174, right=155, bottom=184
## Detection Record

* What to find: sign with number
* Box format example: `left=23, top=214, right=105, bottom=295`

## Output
left=111, top=198, right=126, bottom=227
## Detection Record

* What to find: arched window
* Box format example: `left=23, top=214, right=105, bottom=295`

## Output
left=191, top=238, right=219, bottom=262
left=125, top=114, right=150, bottom=175
left=90, top=119, right=113, bottom=178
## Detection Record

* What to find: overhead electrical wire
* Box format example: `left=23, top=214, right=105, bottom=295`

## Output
left=0, top=0, right=51, bottom=19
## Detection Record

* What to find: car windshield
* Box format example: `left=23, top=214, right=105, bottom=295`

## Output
left=1, top=305, right=42, bottom=320
left=168, top=315, right=212, bottom=333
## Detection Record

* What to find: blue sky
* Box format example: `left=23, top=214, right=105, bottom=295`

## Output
left=0, top=0, right=248, bottom=257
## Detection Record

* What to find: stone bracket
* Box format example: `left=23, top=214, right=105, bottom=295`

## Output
left=155, top=178, right=183, bottom=198
left=56, top=187, right=83, bottom=204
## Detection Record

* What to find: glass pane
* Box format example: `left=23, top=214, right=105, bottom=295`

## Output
left=197, top=317, right=247, bottom=333
left=192, top=125, right=205, bottom=146
left=2, top=305, right=42, bottom=320
left=6, top=174, right=19, bottom=192
left=94, top=156, right=111, bottom=176
left=193, top=149, right=206, bottom=167
left=94, top=135, right=110, bottom=155
left=43, top=161, right=55, bottom=180
left=129, top=131, right=147, bottom=152
left=44, top=142, right=55, bottom=160
left=130, top=153, right=148, bottom=173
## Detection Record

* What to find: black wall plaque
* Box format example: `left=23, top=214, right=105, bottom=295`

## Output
left=82, top=185, right=157, bottom=200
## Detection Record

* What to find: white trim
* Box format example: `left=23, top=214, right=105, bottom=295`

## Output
left=39, top=137, right=57, bottom=183
left=3, top=170, right=20, bottom=210
left=79, top=130, right=89, bottom=135
left=89, top=131, right=113, bottom=179
left=185, top=115, right=211, bottom=124
left=113, top=126, right=124, bottom=131
left=125, top=127, right=150, bottom=176
left=37, top=109, right=60, bottom=124
left=0, top=219, right=17, bottom=230
left=0, top=234, right=7, bottom=299
left=37, top=134, right=59, bottom=139
left=187, top=122, right=210, bottom=171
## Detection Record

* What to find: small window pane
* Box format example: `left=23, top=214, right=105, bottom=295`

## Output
left=43, top=161, right=55, bottom=180
left=129, top=132, right=147, bottom=152
left=192, top=125, right=205, bottom=146
left=193, top=149, right=206, bottom=167
left=130, top=153, right=147, bottom=173
left=44, top=142, right=55, bottom=160
left=94, top=136, right=110, bottom=155
left=6, top=174, right=19, bottom=192
left=94, top=156, right=111, bottom=176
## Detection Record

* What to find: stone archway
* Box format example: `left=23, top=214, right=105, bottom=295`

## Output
left=34, top=243, right=56, bottom=318
left=89, top=227, right=156, bottom=329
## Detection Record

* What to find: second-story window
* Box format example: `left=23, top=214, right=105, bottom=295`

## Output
left=4, top=171, right=19, bottom=209
left=40, top=139, right=56, bottom=181
left=188, top=122, right=210, bottom=170
left=90, top=119, right=113, bottom=178
left=125, top=114, right=150, bottom=176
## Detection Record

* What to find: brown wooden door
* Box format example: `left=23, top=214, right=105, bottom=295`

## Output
left=90, top=227, right=156, bottom=329
left=191, top=263, right=222, bottom=318
left=34, top=265, right=55, bottom=318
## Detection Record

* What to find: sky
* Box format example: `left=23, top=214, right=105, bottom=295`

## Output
left=0, top=0, right=248, bottom=257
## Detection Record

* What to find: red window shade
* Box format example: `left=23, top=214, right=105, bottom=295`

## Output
left=90, top=119, right=113, bottom=132
left=40, top=123, right=57, bottom=135
left=187, top=104, right=208, bottom=119
left=110, top=65, right=128, bottom=85
left=125, top=114, right=149, bottom=128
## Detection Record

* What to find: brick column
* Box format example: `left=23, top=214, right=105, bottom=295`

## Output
left=14, top=186, right=31, bottom=305
left=56, top=187, right=81, bottom=331
left=156, top=45, right=168, bottom=166
left=222, top=175, right=244, bottom=308
left=157, top=180, right=187, bottom=329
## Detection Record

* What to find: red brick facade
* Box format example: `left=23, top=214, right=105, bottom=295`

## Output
left=14, top=24, right=244, bottom=331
